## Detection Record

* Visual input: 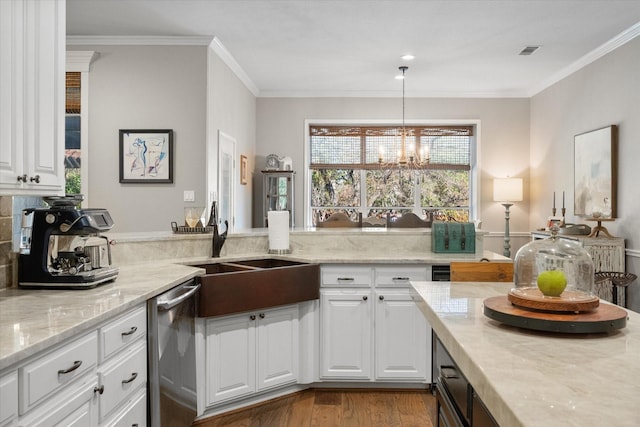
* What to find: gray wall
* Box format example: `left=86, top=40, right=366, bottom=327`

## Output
left=207, top=50, right=257, bottom=231
left=256, top=97, right=531, bottom=254
left=531, top=36, right=640, bottom=311
left=67, top=45, right=208, bottom=233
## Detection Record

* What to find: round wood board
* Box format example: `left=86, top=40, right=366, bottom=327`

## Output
left=483, top=296, right=627, bottom=334
left=508, top=289, right=599, bottom=313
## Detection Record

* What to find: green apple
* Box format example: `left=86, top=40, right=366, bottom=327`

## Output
left=537, top=270, right=567, bottom=297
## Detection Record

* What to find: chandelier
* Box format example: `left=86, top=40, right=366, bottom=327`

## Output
left=378, top=65, right=430, bottom=171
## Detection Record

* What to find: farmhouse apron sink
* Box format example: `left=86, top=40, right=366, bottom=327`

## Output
left=194, top=259, right=320, bottom=317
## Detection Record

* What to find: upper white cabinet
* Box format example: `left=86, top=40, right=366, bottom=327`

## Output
left=0, top=0, right=65, bottom=195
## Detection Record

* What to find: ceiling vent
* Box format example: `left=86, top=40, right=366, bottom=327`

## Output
left=519, top=46, right=541, bottom=56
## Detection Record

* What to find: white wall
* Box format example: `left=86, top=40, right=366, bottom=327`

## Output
left=67, top=45, right=208, bottom=232
left=531, top=36, right=640, bottom=311
left=256, top=97, right=531, bottom=254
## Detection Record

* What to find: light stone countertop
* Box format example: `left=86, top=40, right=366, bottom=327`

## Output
left=411, top=281, right=640, bottom=427
left=0, top=262, right=204, bottom=371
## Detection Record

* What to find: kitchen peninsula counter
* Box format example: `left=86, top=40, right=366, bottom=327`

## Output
left=1, top=227, right=507, bottom=372
left=411, top=281, right=640, bottom=427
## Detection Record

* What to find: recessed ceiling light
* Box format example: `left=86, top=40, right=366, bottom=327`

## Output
left=401, top=54, right=415, bottom=61
left=519, top=46, right=541, bottom=56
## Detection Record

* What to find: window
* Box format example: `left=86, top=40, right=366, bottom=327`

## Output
left=308, top=124, right=474, bottom=225
left=65, top=72, right=82, bottom=195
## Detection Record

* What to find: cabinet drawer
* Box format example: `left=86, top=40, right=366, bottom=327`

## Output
left=17, top=374, right=99, bottom=427
left=103, top=388, right=147, bottom=427
left=19, top=332, right=98, bottom=414
left=321, top=265, right=372, bottom=287
left=375, top=266, right=428, bottom=287
left=98, top=341, right=147, bottom=422
left=0, top=371, right=18, bottom=424
left=99, top=306, right=146, bottom=362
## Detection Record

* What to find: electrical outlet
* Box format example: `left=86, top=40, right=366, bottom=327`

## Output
left=183, top=190, right=195, bottom=202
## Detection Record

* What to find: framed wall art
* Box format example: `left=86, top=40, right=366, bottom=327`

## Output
left=240, top=154, right=248, bottom=185
left=574, top=125, right=617, bottom=218
left=119, top=129, right=173, bottom=183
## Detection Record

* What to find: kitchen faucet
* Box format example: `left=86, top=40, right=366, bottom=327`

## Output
left=212, top=220, right=228, bottom=257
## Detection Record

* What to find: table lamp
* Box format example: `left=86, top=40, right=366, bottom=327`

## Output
left=493, top=178, right=523, bottom=258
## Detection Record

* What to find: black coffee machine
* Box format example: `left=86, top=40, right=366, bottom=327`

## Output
left=18, top=197, right=119, bottom=289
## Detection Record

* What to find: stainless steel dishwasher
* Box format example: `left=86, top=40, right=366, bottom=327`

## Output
left=148, top=279, right=200, bottom=427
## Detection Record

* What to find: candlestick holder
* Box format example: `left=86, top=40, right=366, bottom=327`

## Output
left=552, top=208, right=557, bottom=216
left=561, top=208, right=566, bottom=218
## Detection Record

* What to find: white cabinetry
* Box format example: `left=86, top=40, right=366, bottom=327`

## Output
left=320, top=264, right=431, bottom=383
left=0, top=305, right=147, bottom=427
left=0, top=371, right=18, bottom=426
left=0, top=0, right=65, bottom=195
left=205, top=304, right=299, bottom=406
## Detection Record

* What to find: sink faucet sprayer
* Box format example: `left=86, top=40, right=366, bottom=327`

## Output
left=208, top=200, right=228, bottom=257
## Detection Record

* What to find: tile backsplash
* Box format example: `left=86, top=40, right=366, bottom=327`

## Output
left=0, top=196, right=13, bottom=289
left=0, top=196, right=44, bottom=289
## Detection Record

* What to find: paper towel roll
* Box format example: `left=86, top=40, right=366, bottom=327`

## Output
left=268, top=211, right=290, bottom=252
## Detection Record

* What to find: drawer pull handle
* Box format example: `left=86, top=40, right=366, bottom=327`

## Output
left=362, top=295, right=368, bottom=301
left=121, top=326, right=138, bottom=336
left=259, top=313, right=265, bottom=319
left=58, top=360, right=82, bottom=375
left=94, top=385, right=105, bottom=395
left=392, top=277, right=410, bottom=282
left=379, top=295, right=385, bottom=301
left=250, top=314, right=256, bottom=321
left=337, top=277, right=355, bottom=282
left=122, top=372, right=138, bottom=384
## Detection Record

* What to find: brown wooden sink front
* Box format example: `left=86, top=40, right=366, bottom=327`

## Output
left=196, top=260, right=320, bottom=317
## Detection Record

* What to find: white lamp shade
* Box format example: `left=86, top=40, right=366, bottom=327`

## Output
left=493, top=178, right=523, bottom=202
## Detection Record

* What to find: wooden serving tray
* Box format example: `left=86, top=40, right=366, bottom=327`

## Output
left=484, top=296, right=627, bottom=334
left=507, top=288, right=599, bottom=313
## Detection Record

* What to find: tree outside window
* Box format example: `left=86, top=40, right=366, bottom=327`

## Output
left=309, top=125, right=473, bottom=225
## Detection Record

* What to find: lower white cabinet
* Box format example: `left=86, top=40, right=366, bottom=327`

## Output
left=17, top=374, right=99, bottom=427
left=0, top=371, right=18, bottom=426
left=205, top=304, right=299, bottom=406
left=320, top=290, right=372, bottom=379
left=0, top=305, right=147, bottom=427
left=374, top=290, right=428, bottom=380
left=320, top=264, right=431, bottom=383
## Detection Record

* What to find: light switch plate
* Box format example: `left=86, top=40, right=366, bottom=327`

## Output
left=183, top=190, right=195, bottom=202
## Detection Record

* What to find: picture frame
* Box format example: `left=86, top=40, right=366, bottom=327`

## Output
left=119, top=129, right=173, bottom=183
left=574, top=125, right=617, bottom=218
left=240, top=154, right=248, bottom=185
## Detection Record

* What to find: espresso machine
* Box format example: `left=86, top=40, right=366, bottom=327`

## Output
left=18, top=197, right=119, bottom=289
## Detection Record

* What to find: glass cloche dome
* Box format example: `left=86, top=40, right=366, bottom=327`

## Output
left=512, top=226, right=595, bottom=300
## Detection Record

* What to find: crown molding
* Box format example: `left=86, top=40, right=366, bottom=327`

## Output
left=528, top=22, right=640, bottom=97
left=66, top=51, right=97, bottom=72
left=208, top=37, right=259, bottom=97
left=66, top=35, right=214, bottom=46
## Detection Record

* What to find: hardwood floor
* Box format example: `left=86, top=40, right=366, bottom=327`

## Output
left=193, top=389, right=437, bottom=427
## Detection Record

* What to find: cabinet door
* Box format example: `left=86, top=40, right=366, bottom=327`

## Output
left=17, top=376, right=99, bottom=427
left=0, top=0, right=24, bottom=190
left=320, top=290, right=372, bottom=379
left=205, top=313, right=256, bottom=405
left=0, top=0, right=64, bottom=195
left=375, top=290, right=430, bottom=381
left=0, top=0, right=65, bottom=195
left=256, top=305, right=299, bottom=391
left=0, top=371, right=18, bottom=426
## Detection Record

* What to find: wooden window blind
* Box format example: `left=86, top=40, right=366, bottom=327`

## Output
left=66, top=72, right=81, bottom=114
